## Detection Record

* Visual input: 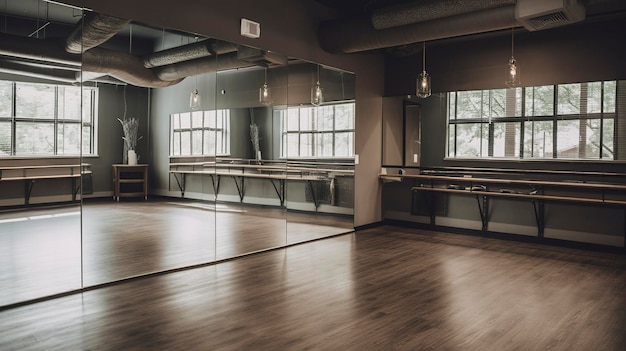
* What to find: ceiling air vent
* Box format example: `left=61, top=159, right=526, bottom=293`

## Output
left=516, top=0, right=585, bottom=31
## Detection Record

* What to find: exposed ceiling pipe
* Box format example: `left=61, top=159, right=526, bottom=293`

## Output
left=0, top=32, right=80, bottom=66
left=65, top=12, right=131, bottom=54
left=371, top=0, right=516, bottom=29
left=83, top=47, right=183, bottom=88
left=153, top=52, right=255, bottom=81
left=0, top=59, right=78, bottom=83
left=143, top=39, right=238, bottom=68
left=319, top=6, right=518, bottom=54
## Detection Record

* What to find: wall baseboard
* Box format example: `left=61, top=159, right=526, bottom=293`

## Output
left=382, top=219, right=626, bottom=254
left=355, top=221, right=385, bottom=231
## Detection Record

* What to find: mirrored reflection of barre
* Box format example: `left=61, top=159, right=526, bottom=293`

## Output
left=380, top=172, right=626, bottom=242
left=0, top=164, right=92, bottom=206
left=169, top=159, right=354, bottom=209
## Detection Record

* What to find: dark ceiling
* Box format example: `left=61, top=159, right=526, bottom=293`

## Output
left=313, top=0, right=415, bottom=17
left=313, top=0, right=626, bottom=56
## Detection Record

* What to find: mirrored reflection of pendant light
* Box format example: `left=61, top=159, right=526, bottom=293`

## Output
left=189, top=36, right=201, bottom=110
left=506, top=28, right=520, bottom=87
left=416, top=41, right=431, bottom=98
left=259, top=67, right=272, bottom=105
left=190, top=88, right=201, bottom=110
left=311, top=65, right=323, bottom=106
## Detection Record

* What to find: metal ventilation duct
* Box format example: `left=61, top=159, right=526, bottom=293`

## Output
left=0, top=32, right=80, bottom=66
left=83, top=47, right=183, bottom=87
left=153, top=52, right=255, bottom=82
left=516, top=0, right=586, bottom=31
left=65, top=13, right=131, bottom=54
left=319, top=6, right=518, bottom=54
left=143, top=39, right=239, bottom=68
left=371, top=0, right=517, bottom=29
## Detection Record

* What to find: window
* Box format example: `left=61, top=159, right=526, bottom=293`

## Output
left=278, top=102, right=355, bottom=158
left=447, top=81, right=617, bottom=160
left=0, top=81, right=97, bottom=157
left=170, top=109, right=230, bottom=156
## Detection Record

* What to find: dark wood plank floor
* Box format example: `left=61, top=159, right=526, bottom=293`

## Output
left=1, top=225, right=624, bottom=350
left=0, top=199, right=353, bottom=306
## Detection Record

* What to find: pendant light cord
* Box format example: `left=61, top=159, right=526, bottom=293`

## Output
left=422, top=41, right=426, bottom=73
left=511, top=28, right=514, bottom=58
left=316, top=64, right=320, bottom=84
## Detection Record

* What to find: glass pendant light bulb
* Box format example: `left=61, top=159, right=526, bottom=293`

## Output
left=416, top=41, right=431, bottom=98
left=311, top=65, right=323, bottom=106
left=259, top=83, right=272, bottom=105
left=311, top=81, right=323, bottom=106
left=190, top=88, right=201, bottom=110
left=259, top=68, right=272, bottom=105
left=506, top=57, right=520, bottom=87
left=416, top=71, right=431, bottom=98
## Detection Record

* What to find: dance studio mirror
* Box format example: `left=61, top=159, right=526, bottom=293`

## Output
left=0, top=0, right=355, bottom=307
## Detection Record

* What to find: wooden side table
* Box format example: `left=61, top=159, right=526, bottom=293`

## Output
left=112, top=164, right=148, bottom=201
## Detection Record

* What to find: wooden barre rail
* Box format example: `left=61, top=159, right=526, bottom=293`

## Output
left=170, top=163, right=354, bottom=175
left=411, top=186, right=626, bottom=206
left=0, top=164, right=92, bottom=206
left=379, top=173, right=626, bottom=191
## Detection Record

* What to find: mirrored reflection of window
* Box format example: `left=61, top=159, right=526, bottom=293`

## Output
left=447, top=80, right=617, bottom=160
left=169, top=110, right=230, bottom=156
left=0, top=80, right=97, bottom=156
left=278, top=102, right=355, bottom=158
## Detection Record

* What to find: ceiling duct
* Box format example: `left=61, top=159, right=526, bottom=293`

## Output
left=0, top=59, right=78, bottom=83
left=0, top=32, right=80, bottom=66
left=371, top=0, right=517, bottom=30
left=236, top=46, right=288, bottom=67
left=82, top=47, right=183, bottom=87
left=516, top=0, right=586, bottom=31
left=65, top=12, right=131, bottom=54
left=153, top=52, right=256, bottom=81
left=143, top=39, right=238, bottom=68
left=319, top=5, right=517, bottom=54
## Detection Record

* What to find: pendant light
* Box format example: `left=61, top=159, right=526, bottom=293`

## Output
left=189, top=37, right=202, bottom=110
left=311, top=65, right=323, bottom=106
left=259, top=66, right=272, bottom=105
left=416, top=41, right=431, bottom=98
left=506, top=28, right=520, bottom=87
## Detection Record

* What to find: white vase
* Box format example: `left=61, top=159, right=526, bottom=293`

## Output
left=128, top=149, right=138, bottom=165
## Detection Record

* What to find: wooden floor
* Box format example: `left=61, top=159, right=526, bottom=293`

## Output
left=0, top=199, right=353, bottom=306
left=0, top=225, right=624, bottom=350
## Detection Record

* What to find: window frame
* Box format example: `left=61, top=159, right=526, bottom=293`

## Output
left=0, top=80, right=98, bottom=158
left=169, top=109, right=231, bottom=157
left=446, top=81, right=617, bottom=161
left=278, top=101, right=355, bottom=159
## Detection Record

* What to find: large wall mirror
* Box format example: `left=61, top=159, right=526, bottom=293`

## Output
left=0, top=0, right=354, bottom=308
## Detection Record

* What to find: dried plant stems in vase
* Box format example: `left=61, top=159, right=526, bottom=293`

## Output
left=118, top=117, right=142, bottom=165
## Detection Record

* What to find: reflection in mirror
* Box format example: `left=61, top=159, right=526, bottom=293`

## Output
left=0, top=0, right=83, bottom=306
left=214, top=53, right=289, bottom=260
left=285, top=63, right=356, bottom=245
left=0, top=0, right=355, bottom=307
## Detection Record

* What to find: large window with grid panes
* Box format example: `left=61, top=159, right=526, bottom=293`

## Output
left=0, top=80, right=98, bottom=157
left=169, top=110, right=230, bottom=156
left=278, top=101, right=355, bottom=158
left=447, top=81, right=618, bottom=160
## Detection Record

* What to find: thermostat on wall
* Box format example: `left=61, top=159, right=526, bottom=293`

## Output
left=241, top=18, right=260, bottom=38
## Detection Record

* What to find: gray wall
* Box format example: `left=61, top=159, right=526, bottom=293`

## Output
left=90, top=84, right=150, bottom=195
